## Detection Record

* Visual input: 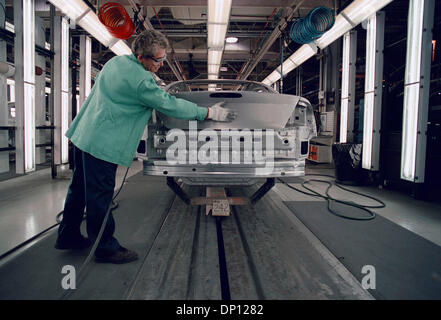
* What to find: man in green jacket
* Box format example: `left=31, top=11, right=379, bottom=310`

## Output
left=55, top=30, right=236, bottom=264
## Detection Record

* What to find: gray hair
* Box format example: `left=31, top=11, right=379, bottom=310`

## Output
left=131, top=30, right=168, bottom=57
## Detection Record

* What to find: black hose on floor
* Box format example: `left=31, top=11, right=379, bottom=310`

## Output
left=278, top=174, right=385, bottom=221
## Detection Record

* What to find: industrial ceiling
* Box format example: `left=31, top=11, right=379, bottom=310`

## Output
left=2, top=0, right=425, bottom=85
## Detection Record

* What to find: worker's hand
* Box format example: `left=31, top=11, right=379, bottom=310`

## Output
left=206, top=102, right=238, bottom=122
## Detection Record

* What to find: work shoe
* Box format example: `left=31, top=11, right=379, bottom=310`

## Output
left=95, top=247, right=138, bottom=264
left=55, top=235, right=92, bottom=250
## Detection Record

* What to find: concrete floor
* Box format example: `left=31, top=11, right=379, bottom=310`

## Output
left=1, top=160, right=440, bottom=255
left=0, top=160, right=440, bottom=299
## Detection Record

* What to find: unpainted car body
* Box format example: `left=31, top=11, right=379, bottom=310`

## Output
left=139, top=79, right=317, bottom=186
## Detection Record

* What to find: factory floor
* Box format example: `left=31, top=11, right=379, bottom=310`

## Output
left=0, top=160, right=440, bottom=299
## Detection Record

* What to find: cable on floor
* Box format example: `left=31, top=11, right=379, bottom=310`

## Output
left=278, top=174, right=385, bottom=221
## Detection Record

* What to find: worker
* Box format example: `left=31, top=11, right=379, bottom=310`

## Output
left=55, top=30, right=237, bottom=264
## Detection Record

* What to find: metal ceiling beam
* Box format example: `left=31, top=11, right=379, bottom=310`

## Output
left=237, top=0, right=308, bottom=80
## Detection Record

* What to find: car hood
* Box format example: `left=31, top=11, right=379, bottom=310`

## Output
left=157, top=91, right=301, bottom=130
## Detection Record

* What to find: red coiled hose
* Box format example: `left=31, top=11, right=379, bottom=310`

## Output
left=98, top=2, right=135, bottom=40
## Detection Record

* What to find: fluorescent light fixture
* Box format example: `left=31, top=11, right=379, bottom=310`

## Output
left=24, top=83, right=35, bottom=172
left=401, top=0, right=434, bottom=182
left=340, top=99, right=349, bottom=142
left=340, top=30, right=357, bottom=143
left=315, top=15, right=352, bottom=49
left=220, top=66, right=228, bottom=72
left=61, top=17, right=69, bottom=163
left=23, top=0, right=35, bottom=84
left=208, top=64, right=220, bottom=75
left=22, top=0, right=36, bottom=172
left=61, top=18, right=69, bottom=92
left=290, top=44, right=318, bottom=65
left=47, top=0, right=90, bottom=22
left=61, top=91, right=69, bottom=163
left=208, top=49, right=223, bottom=66
left=362, top=12, right=384, bottom=171
left=79, top=10, right=116, bottom=47
left=110, top=40, right=132, bottom=56
left=85, top=36, right=92, bottom=97
left=261, top=78, right=271, bottom=85
left=207, top=0, right=232, bottom=78
left=208, top=0, right=231, bottom=24
left=341, top=32, right=351, bottom=99
left=281, top=58, right=296, bottom=75
left=401, top=83, right=419, bottom=180
left=362, top=92, right=375, bottom=169
left=226, top=36, right=238, bottom=44
left=262, top=44, right=316, bottom=85
left=343, top=0, right=393, bottom=26
left=79, top=35, right=91, bottom=106
left=263, top=69, right=281, bottom=85
left=207, top=23, right=228, bottom=49
left=362, top=15, right=377, bottom=169
left=404, top=1, right=424, bottom=85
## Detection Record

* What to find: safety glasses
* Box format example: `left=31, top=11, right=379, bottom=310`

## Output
left=145, top=54, right=167, bottom=64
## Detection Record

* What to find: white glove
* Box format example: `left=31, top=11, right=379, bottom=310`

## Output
left=206, top=102, right=238, bottom=122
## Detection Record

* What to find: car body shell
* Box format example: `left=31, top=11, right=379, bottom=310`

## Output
left=140, top=79, right=317, bottom=186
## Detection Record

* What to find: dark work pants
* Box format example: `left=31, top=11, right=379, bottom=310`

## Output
left=57, top=146, right=120, bottom=257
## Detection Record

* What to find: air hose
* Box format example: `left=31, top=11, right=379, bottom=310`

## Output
left=289, top=6, right=335, bottom=44
left=278, top=174, right=385, bottom=221
left=98, top=2, right=135, bottom=40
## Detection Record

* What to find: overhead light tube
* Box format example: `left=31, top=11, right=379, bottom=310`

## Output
left=207, top=0, right=232, bottom=79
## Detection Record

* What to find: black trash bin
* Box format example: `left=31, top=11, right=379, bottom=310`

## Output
left=332, top=143, right=365, bottom=185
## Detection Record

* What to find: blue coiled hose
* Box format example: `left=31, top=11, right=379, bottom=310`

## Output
left=290, top=6, right=335, bottom=44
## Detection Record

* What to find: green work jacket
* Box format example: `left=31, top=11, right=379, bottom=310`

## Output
left=65, top=54, right=208, bottom=167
